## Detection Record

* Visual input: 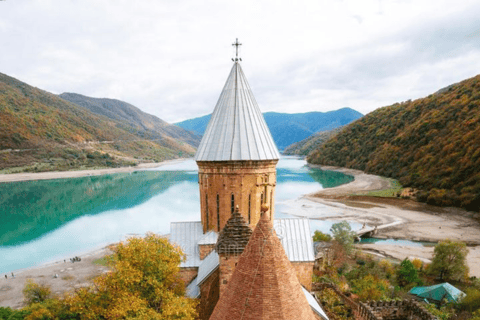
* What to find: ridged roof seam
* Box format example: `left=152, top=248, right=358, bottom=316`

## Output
left=196, top=66, right=235, bottom=160
left=238, top=72, right=253, bottom=159
left=238, top=66, right=267, bottom=160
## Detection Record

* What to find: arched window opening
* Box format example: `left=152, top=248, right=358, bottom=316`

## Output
left=270, top=190, right=273, bottom=220
left=216, top=194, right=220, bottom=231
left=206, top=194, right=209, bottom=229
left=231, top=194, right=235, bottom=214
left=248, top=194, right=251, bottom=224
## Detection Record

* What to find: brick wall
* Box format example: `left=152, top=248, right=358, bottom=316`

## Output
left=292, top=261, right=314, bottom=291
left=178, top=267, right=198, bottom=287
left=198, top=268, right=220, bottom=320
left=199, top=244, right=215, bottom=260
left=218, top=254, right=239, bottom=297
left=197, top=160, right=278, bottom=233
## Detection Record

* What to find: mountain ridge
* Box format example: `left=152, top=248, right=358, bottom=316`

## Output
left=0, top=72, right=197, bottom=172
left=175, top=108, right=363, bottom=150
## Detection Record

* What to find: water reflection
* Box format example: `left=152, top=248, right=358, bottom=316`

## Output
left=0, top=157, right=353, bottom=273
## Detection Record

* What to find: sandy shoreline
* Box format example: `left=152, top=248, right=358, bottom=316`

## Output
left=0, top=246, right=112, bottom=309
left=280, top=164, right=480, bottom=277
left=0, top=158, right=187, bottom=183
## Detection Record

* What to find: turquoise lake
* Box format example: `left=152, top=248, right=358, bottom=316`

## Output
left=0, top=157, right=355, bottom=273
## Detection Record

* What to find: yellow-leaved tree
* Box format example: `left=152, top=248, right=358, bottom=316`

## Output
left=63, top=233, right=197, bottom=319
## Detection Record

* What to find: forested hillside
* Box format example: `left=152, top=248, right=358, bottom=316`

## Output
left=0, top=73, right=196, bottom=172
left=283, top=127, right=343, bottom=156
left=59, top=93, right=200, bottom=148
left=308, top=75, right=480, bottom=211
left=176, top=108, right=363, bottom=150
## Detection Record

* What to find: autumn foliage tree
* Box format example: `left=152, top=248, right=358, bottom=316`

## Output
left=62, top=233, right=197, bottom=319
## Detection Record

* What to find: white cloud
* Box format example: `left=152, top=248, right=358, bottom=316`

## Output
left=1, top=0, right=479, bottom=122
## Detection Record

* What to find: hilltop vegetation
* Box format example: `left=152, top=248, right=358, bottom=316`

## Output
left=0, top=73, right=198, bottom=172
left=308, top=75, right=480, bottom=211
left=59, top=93, right=200, bottom=148
left=175, top=108, right=363, bottom=150
left=284, top=127, right=343, bottom=156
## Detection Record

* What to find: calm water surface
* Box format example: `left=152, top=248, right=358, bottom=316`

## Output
left=0, top=157, right=354, bottom=273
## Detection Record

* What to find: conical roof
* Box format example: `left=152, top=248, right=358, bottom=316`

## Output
left=209, top=210, right=317, bottom=320
left=216, top=207, right=252, bottom=255
left=195, top=62, right=280, bottom=161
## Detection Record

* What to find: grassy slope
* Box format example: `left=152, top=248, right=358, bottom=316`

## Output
left=308, top=75, right=480, bottom=211
left=0, top=73, right=195, bottom=172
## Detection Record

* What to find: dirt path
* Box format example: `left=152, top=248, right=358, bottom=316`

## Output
left=0, top=159, right=186, bottom=183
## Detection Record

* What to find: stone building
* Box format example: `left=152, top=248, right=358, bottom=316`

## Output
left=210, top=207, right=322, bottom=320
left=169, top=40, right=322, bottom=319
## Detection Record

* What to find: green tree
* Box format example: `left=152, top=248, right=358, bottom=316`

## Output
left=330, top=221, right=355, bottom=254
left=313, top=230, right=332, bottom=242
left=428, top=239, right=469, bottom=281
left=396, top=259, right=422, bottom=287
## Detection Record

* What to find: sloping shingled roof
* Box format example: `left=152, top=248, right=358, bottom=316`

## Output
left=194, top=62, right=280, bottom=161
left=216, top=207, right=253, bottom=255
left=209, top=212, right=317, bottom=320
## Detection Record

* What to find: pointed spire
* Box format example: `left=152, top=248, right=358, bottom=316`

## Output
left=216, top=206, right=253, bottom=256
left=194, top=42, right=280, bottom=162
left=210, top=209, right=317, bottom=320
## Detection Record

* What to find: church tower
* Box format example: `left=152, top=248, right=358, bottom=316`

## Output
left=195, top=39, right=280, bottom=233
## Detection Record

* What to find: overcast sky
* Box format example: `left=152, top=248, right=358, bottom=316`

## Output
left=1, top=0, right=480, bottom=123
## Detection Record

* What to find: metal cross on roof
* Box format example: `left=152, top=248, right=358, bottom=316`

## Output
left=232, top=38, right=242, bottom=61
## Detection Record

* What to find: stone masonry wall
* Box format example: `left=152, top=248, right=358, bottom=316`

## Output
left=178, top=267, right=198, bottom=287
left=292, top=261, right=314, bottom=291
left=197, top=160, right=278, bottom=233
left=199, top=244, right=215, bottom=260
left=198, top=268, right=220, bottom=320
left=312, top=283, right=437, bottom=320
left=218, top=254, right=239, bottom=297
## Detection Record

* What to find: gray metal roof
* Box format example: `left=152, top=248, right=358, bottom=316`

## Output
left=303, top=287, right=329, bottom=320
left=197, top=230, right=218, bottom=245
left=273, top=218, right=315, bottom=262
left=170, top=218, right=313, bottom=269
left=169, top=221, right=203, bottom=268
left=194, top=62, right=280, bottom=161
left=186, top=277, right=200, bottom=299
left=196, top=251, right=220, bottom=286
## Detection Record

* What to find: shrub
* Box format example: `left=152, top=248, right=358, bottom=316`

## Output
left=396, top=259, right=422, bottom=287
left=411, top=258, right=423, bottom=270
left=313, top=230, right=332, bottom=242
left=22, top=279, right=52, bottom=305
left=460, top=288, right=480, bottom=313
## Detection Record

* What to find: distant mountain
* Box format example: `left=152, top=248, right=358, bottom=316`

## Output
left=0, top=72, right=197, bottom=172
left=175, top=108, right=363, bottom=150
left=308, top=75, right=480, bottom=212
left=283, top=127, right=344, bottom=156
left=59, top=93, right=200, bottom=148
left=174, top=114, right=211, bottom=136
